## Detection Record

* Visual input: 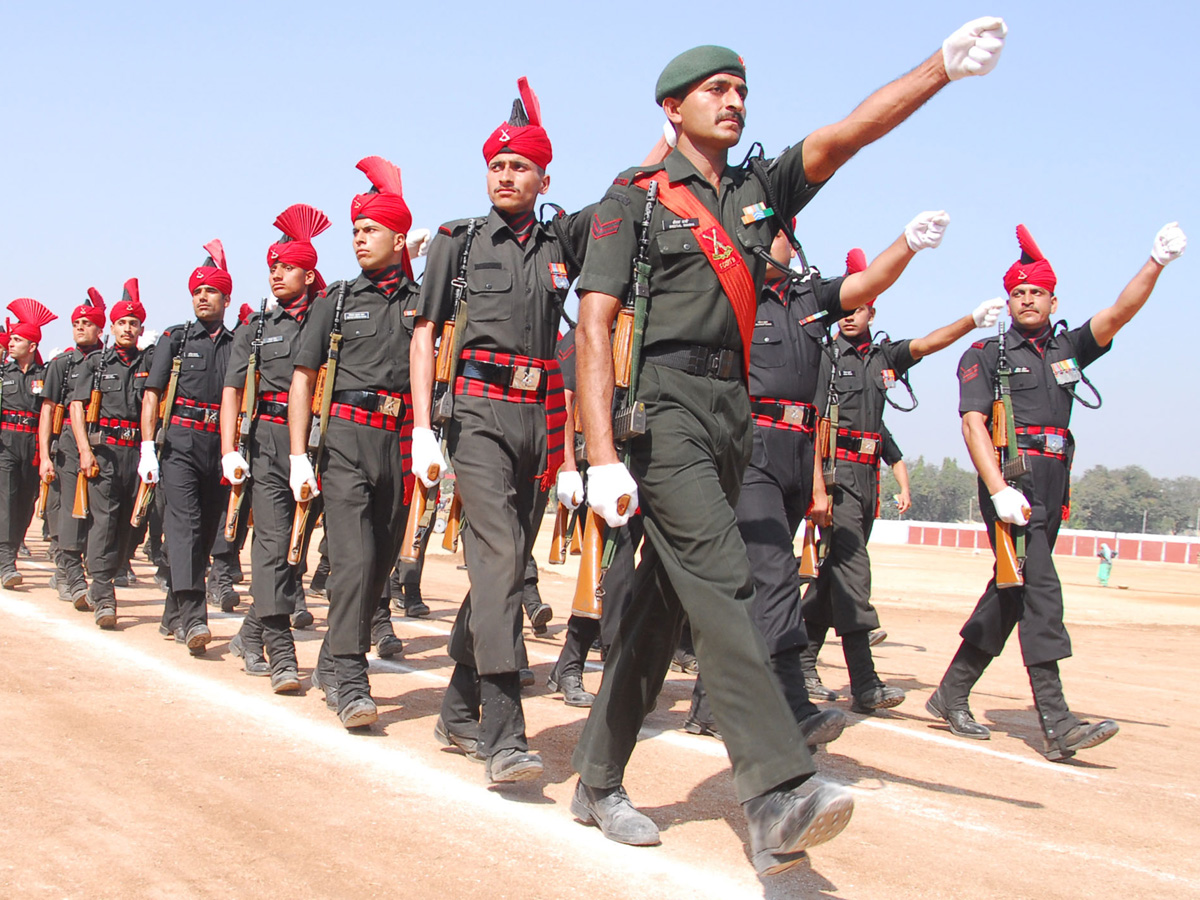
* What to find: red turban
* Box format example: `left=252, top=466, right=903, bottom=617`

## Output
left=1003, top=224, right=1056, bottom=295
left=844, top=247, right=875, bottom=306
left=351, top=156, right=414, bottom=278
left=72, top=287, right=106, bottom=326
left=238, top=303, right=253, bottom=326
left=6, top=298, right=57, bottom=344
left=110, top=278, right=146, bottom=323
left=482, top=77, right=553, bottom=170
left=267, top=203, right=331, bottom=271
left=0, top=331, right=7, bottom=351
left=188, top=239, right=234, bottom=296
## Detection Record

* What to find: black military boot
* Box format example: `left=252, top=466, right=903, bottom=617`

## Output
left=311, top=640, right=338, bottom=710
left=402, top=583, right=430, bottom=618
left=91, top=581, right=117, bottom=630
left=546, top=664, right=595, bottom=707
left=926, top=641, right=992, bottom=739
left=683, top=678, right=721, bottom=739
left=1029, top=661, right=1118, bottom=761
left=799, top=627, right=839, bottom=701
left=743, top=782, right=855, bottom=876
left=480, top=672, right=541, bottom=783
left=308, top=555, right=330, bottom=597
left=845, top=630, right=905, bottom=713
left=522, top=590, right=552, bottom=636
left=230, top=612, right=269, bottom=676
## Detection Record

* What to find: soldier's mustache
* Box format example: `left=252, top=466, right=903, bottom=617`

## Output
left=718, top=112, right=745, bottom=127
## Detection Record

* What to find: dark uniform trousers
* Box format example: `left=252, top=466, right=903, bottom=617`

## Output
left=85, top=443, right=139, bottom=603
left=441, top=395, right=543, bottom=756
left=0, top=431, right=39, bottom=571
left=692, top=425, right=822, bottom=725
left=51, top=428, right=89, bottom=589
left=159, top=427, right=229, bottom=634
left=314, top=416, right=408, bottom=706
left=572, top=364, right=815, bottom=804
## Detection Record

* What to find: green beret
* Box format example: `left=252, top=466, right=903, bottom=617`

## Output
left=655, top=45, right=746, bottom=105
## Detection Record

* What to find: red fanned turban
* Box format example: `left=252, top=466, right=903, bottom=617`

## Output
left=189, top=239, right=234, bottom=296
left=6, top=297, right=58, bottom=344
left=482, top=77, right=553, bottom=170
left=72, top=287, right=106, bottom=326
left=844, top=247, right=875, bottom=306
left=267, top=203, right=331, bottom=271
left=351, top=157, right=414, bottom=278
left=1003, top=224, right=1056, bottom=295
left=110, top=278, right=145, bottom=323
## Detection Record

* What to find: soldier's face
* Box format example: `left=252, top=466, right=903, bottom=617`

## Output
left=191, top=285, right=230, bottom=323
left=269, top=262, right=314, bottom=301
left=7, top=334, right=35, bottom=363
left=487, top=154, right=549, bottom=214
left=838, top=304, right=874, bottom=338
left=111, top=316, right=142, bottom=349
left=73, top=317, right=101, bottom=347
left=353, top=218, right=406, bottom=271
left=1007, top=284, right=1057, bottom=330
left=666, top=75, right=747, bottom=150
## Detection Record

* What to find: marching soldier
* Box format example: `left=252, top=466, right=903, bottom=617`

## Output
left=289, top=156, right=419, bottom=728
left=409, top=78, right=594, bottom=783
left=221, top=204, right=330, bottom=692
left=139, top=241, right=235, bottom=655
left=685, top=212, right=954, bottom=745
left=1, top=299, right=55, bottom=588
left=67, top=280, right=149, bottom=627
left=39, top=290, right=106, bottom=607
left=570, top=20, right=1007, bottom=875
left=927, top=221, right=1186, bottom=761
left=799, top=251, right=1007, bottom=711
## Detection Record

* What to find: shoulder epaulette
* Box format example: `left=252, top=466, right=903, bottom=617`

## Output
left=437, top=217, right=480, bottom=238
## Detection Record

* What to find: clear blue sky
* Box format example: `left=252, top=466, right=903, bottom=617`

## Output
left=2, top=2, right=1195, bottom=476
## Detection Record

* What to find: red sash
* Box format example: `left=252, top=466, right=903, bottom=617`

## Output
left=633, top=170, right=757, bottom=378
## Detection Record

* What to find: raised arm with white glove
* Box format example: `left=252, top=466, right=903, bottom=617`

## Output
left=972, top=297, right=1008, bottom=329
left=904, top=210, right=950, bottom=252
left=1151, top=222, right=1187, bottom=266
left=556, top=470, right=584, bottom=510
left=990, top=485, right=1030, bottom=526
left=406, top=228, right=433, bottom=260
left=410, top=426, right=447, bottom=488
left=586, top=462, right=637, bottom=528
left=942, top=16, right=1007, bottom=80
left=221, top=451, right=249, bottom=485
left=289, top=454, right=319, bottom=501
left=138, top=440, right=159, bottom=485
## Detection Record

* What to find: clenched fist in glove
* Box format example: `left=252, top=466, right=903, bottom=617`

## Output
left=556, top=470, right=584, bottom=509
left=991, top=486, right=1030, bottom=526
left=586, top=462, right=638, bottom=528
left=411, top=426, right=447, bottom=488
left=138, top=440, right=159, bottom=485
left=1151, top=222, right=1187, bottom=266
left=943, top=17, right=1007, bottom=80
left=222, top=451, right=250, bottom=485
left=289, top=454, right=319, bottom=501
left=972, top=297, right=1008, bottom=328
left=905, top=211, right=950, bottom=252
left=406, top=228, right=432, bottom=259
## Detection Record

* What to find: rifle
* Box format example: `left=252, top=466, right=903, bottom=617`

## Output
left=440, top=491, right=462, bottom=553
left=811, top=334, right=841, bottom=568
left=225, top=298, right=267, bottom=540
left=992, top=318, right=1031, bottom=588
left=549, top=500, right=570, bottom=564
left=571, top=180, right=657, bottom=620
left=73, top=339, right=108, bottom=519
left=797, top=518, right=820, bottom=580
left=289, top=281, right=348, bottom=565
left=38, top=349, right=84, bottom=519
left=400, top=219, right=480, bottom=562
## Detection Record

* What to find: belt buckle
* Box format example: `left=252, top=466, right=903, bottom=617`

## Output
left=782, top=406, right=806, bottom=426
left=859, top=437, right=878, bottom=457
left=378, top=395, right=404, bottom=418
left=1043, top=433, right=1065, bottom=455
left=510, top=366, right=542, bottom=391
left=714, top=349, right=736, bottom=379
left=203, top=409, right=219, bottom=425
left=121, top=427, right=137, bottom=442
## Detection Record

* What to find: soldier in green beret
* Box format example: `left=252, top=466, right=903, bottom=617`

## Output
left=569, top=17, right=1008, bottom=876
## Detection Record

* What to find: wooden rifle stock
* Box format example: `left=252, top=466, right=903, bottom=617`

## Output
left=400, top=465, right=439, bottom=563
left=569, top=512, right=583, bottom=555
left=310, top=365, right=327, bottom=416
left=225, top=474, right=246, bottom=541
left=549, top=501, right=569, bottom=564
left=994, top=521, right=1023, bottom=589
left=131, top=479, right=154, bottom=527
left=441, top=492, right=462, bottom=552
left=72, top=463, right=98, bottom=519
left=991, top=398, right=1008, bottom=451
left=571, top=510, right=606, bottom=620
left=35, top=475, right=52, bottom=520
left=612, top=308, right=635, bottom=388
left=797, top=519, right=819, bottom=580
left=288, top=484, right=313, bottom=566
left=434, top=321, right=457, bottom=384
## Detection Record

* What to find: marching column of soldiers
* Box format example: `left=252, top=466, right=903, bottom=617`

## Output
left=0, top=16, right=1190, bottom=876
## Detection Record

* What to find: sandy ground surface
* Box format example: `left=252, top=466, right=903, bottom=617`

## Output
left=1, top=520, right=1198, bottom=899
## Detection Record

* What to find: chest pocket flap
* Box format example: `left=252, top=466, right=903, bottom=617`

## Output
left=752, top=319, right=786, bottom=368
left=1008, top=371, right=1040, bottom=391
left=467, top=264, right=513, bottom=322
left=344, top=316, right=377, bottom=341
left=654, top=229, right=700, bottom=256
left=260, top=335, right=292, bottom=361
left=100, top=374, right=124, bottom=393
left=182, top=355, right=208, bottom=372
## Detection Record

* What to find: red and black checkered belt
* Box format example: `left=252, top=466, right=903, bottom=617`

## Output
left=255, top=390, right=289, bottom=426
left=1015, top=425, right=1070, bottom=460
left=455, top=349, right=566, bottom=491
left=97, top=417, right=140, bottom=447
left=170, top=398, right=221, bottom=433
left=1, top=409, right=38, bottom=433
left=835, top=428, right=882, bottom=465
left=750, top=397, right=818, bottom=433
left=330, top=389, right=406, bottom=432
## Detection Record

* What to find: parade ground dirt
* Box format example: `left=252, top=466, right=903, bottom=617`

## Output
left=1, top=520, right=1197, bottom=899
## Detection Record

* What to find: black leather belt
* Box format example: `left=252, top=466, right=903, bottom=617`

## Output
left=644, top=343, right=742, bottom=380
left=330, top=389, right=405, bottom=417
left=172, top=405, right=219, bottom=425
left=836, top=432, right=881, bottom=455
left=461, top=360, right=544, bottom=391
left=255, top=400, right=288, bottom=421
left=1016, top=432, right=1068, bottom=456
left=750, top=400, right=817, bottom=429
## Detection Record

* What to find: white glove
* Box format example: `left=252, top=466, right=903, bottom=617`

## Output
left=222, top=451, right=250, bottom=485
left=990, top=486, right=1030, bottom=526
left=410, top=426, right=446, bottom=488
left=1151, top=221, right=1187, bottom=266
left=289, top=454, right=319, bottom=501
left=663, top=120, right=678, bottom=149
left=942, top=16, right=1007, bottom=80
left=587, top=462, right=638, bottom=528
left=556, top=470, right=584, bottom=510
left=905, top=211, right=950, bottom=252
left=972, top=297, right=1008, bottom=328
left=406, top=228, right=432, bottom=259
left=138, top=440, right=159, bottom=485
